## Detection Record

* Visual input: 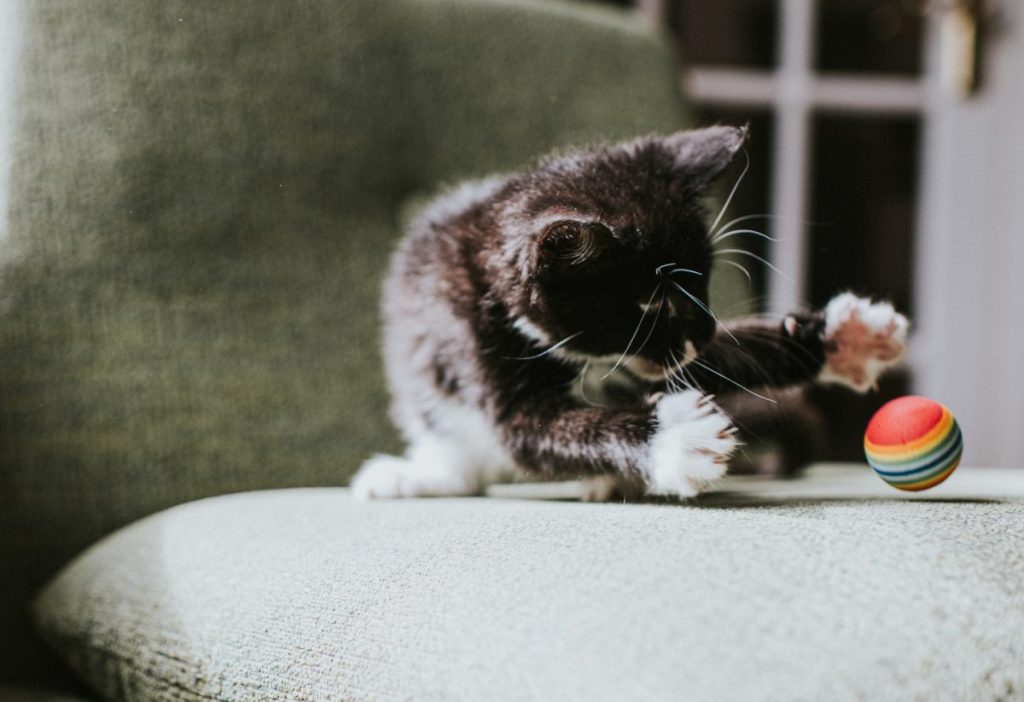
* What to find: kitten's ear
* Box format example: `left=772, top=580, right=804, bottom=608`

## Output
left=664, top=125, right=749, bottom=186
left=538, top=220, right=614, bottom=266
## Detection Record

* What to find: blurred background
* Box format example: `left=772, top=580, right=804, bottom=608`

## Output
left=566, top=0, right=1024, bottom=467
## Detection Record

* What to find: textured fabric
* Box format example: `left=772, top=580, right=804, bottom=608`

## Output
left=35, top=468, right=1024, bottom=701
left=0, top=0, right=692, bottom=684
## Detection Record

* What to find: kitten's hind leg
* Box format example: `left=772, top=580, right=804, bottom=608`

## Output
left=351, top=434, right=509, bottom=499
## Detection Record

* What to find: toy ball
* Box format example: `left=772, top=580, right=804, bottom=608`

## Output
left=864, top=396, right=963, bottom=491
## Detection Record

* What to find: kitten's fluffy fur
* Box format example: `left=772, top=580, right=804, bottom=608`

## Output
left=353, top=127, right=908, bottom=500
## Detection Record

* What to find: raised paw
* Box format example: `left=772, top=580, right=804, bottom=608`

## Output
left=818, top=292, right=908, bottom=392
left=645, top=390, right=738, bottom=498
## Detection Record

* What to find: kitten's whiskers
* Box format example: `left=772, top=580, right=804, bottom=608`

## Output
left=618, top=290, right=668, bottom=373
left=712, top=213, right=777, bottom=238
left=602, top=283, right=663, bottom=379
left=689, top=357, right=777, bottom=404
left=711, top=228, right=777, bottom=246
left=708, top=149, right=750, bottom=235
left=714, top=248, right=793, bottom=282
left=716, top=259, right=753, bottom=287
left=506, top=330, right=584, bottom=361
left=666, top=349, right=696, bottom=392
left=665, top=351, right=681, bottom=393
left=574, top=359, right=602, bottom=407
left=667, top=280, right=740, bottom=346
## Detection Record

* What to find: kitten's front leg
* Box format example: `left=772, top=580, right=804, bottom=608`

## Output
left=696, top=293, right=908, bottom=394
left=499, top=388, right=737, bottom=499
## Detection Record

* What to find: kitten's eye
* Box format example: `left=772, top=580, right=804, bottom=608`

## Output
left=540, top=221, right=613, bottom=265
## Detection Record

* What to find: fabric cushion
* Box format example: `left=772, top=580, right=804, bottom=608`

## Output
left=35, top=469, right=1024, bottom=701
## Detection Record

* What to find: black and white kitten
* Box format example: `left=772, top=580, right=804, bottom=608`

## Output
left=352, top=126, right=908, bottom=500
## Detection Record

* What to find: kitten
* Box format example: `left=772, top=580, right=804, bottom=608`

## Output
left=352, top=126, right=908, bottom=500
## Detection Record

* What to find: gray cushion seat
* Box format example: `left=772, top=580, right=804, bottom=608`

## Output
left=34, top=467, right=1024, bottom=701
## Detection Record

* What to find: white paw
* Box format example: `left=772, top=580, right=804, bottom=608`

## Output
left=351, top=436, right=490, bottom=499
left=350, top=454, right=426, bottom=499
left=645, top=390, right=737, bottom=498
left=820, top=293, right=909, bottom=393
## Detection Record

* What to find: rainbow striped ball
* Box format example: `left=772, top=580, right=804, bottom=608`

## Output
left=864, top=396, right=963, bottom=491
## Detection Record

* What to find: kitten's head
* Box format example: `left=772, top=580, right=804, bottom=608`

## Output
left=495, top=125, right=748, bottom=380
